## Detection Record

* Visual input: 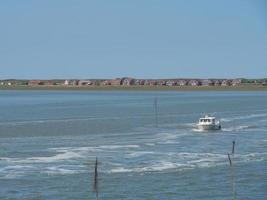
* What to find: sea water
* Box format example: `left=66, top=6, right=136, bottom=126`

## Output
left=0, top=90, right=266, bottom=199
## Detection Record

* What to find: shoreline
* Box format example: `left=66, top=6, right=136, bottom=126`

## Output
left=1, top=85, right=267, bottom=91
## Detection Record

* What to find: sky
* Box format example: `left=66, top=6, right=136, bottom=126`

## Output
left=0, top=0, right=266, bottom=79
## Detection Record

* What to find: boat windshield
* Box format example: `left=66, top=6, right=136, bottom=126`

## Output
left=200, top=119, right=212, bottom=122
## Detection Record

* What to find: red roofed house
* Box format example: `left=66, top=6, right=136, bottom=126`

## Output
left=28, top=80, right=41, bottom=86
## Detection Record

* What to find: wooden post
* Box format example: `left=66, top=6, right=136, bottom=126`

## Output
left=93, top=157, right=99, bottom=200
left=227, top=153, right=232, bottom=166
left=232, top=141, right=235, bottom=156
left=228, top=142, right=237, bottom=200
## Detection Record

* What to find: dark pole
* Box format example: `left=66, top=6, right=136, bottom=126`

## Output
left=93, top=157, right=99, bottom=200
left=227, top=153, right=232, bottom=166
left=232, top=141, right=235, bottom=155
left=228, top=142, right=237, bottom=200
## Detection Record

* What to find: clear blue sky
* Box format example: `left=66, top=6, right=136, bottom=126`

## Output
left=0, top=0, right=266, bottom=79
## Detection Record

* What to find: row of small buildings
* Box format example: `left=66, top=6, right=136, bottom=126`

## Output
left=93, top=78, right=244, bottom=86
left=1, top=77, right=263, bottom=87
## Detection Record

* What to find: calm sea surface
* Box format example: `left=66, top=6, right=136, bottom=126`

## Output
left=0, top=90, right=266, bottom=200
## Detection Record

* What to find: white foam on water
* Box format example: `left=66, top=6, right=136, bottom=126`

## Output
left=98, top=145, right=140, bottom=149
left=109, top=161, right=191, bottom=174
left=220, top=118, right=231, bottom=122
left=49, top=144, right=140, bottom=156
left=161, top=122, right=196, bottom=129
left=126, top=151, right=155, bottom=158
left=182, top=123, right=197, bottom=128
left=0, top=117, right=119, bottom=126
left=108, top=151, right=267, bottom=174
left=42, top=166, right=86, bottom=175
left=2, top=137, right=266, bottom=178
left=187, top=157, right=224, bottom=168
left=139, top=161, right=185, bottom=172
left=1, top=151, right=266, bottom=178
left=0, top=165, right=37, bottom=179
left=1, top=113, right=201, bottom=127
left=0, top=165, right=36, bottom=172
left=0, top=164, right=87, bottom=178
left=154, top=132, right=183, bottom=144
left=0, top=157, right=13, bottom=162
left=2, top=151, right=82, bottom=164
left=144, top=143, right=155, bottom=146
left=192, top=128, right=205, bottom=132
left=110, top=167, right=133, bottom=173
left=27, top=151, right=82, bottom=163
left=50, top=146, right=104, bottom=153
left=238, top=152, right=267, bottom=162
left=159, top=141, right=180, bottom=144
left=191, top=128, right=221, bottom=133
left=222, top=125, right=256, bottom=132
left=221, top=113, right=267, bottom=122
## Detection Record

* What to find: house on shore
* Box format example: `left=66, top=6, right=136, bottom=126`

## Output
left=188, top=80, right=201, bottom=86
left=121, top=77, right=135, bottom=86
left=221, top=79, right=231, bottom=86
left=149, top=80, right=158, bottom=86
left=177, top=80, right=188, bottom=86
left=232, top=79, right=242, bottom=86
left=214, top=80, right=222, bottom=86
left=201, top=79, right=214, bottom=86
left=64, top=80, right=69, bottom=86
left=68, top=80, right=79, bottom=86
left=134, top=79, right=141, bottom=85
left=78, top=80, right=94, bottom=86
left=100, top=80, right=111, bottom=86
left=28, top=80, right=42, bottom=86
left=158, top=80, right=166, bottom=86
left=110, top=78, right=122, bottom=86
left=166, top=80, right=176, bottom=86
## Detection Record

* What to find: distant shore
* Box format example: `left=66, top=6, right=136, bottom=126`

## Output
left=1, top=85, right=267, bottom=91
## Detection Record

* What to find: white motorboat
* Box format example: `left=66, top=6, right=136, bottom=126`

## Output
left=197, top=115, right=221, bottom=131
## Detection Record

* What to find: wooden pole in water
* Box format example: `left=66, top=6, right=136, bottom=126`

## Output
left=232, top=141, right=235, bottom=156
left=154, top=98, right=158, bottom=128
left=227, top=153, right=232, bottom=166
left=228, top=142, right=237, bottom=200
left=93, top=157, right=99, bottom=200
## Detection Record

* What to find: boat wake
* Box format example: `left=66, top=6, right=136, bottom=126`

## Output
left=222, top=124, right=258, bottom=132
left=1, top=147, right=266, bottom=179
left=221, top=113, right=267, bottom=122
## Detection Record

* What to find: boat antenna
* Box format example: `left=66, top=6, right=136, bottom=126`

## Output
left=154, top=97, right=158, bottom=128
left=93, top=157, right=99, bottom=200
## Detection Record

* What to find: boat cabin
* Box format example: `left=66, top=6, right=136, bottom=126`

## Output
left=199, top=116, right=215, bottom=124
left=197, top=115, right=221, bottom=130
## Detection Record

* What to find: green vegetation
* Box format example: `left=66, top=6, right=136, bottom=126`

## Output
left=241, top=78, right=267, bottom=84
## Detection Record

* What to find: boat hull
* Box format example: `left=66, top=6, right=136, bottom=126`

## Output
left=197, top=124, right=221, bottom=131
